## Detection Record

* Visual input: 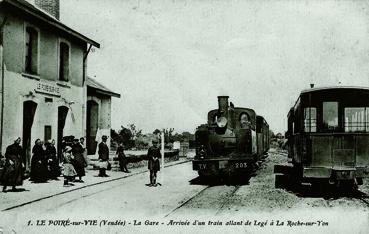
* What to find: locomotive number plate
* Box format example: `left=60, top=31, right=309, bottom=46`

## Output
left=235, top=162, right=248, bottom=169
left=198, top=164, right=207, bottom=170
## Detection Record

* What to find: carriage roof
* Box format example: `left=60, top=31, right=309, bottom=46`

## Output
left=300, top=86, right=369, bottom=95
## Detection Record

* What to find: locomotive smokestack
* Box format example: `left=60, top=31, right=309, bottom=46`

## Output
left=217, top=96, right=229, bottom=116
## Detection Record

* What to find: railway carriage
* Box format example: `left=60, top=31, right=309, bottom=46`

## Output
left=192, top=96, right=269, bottom=178
left=275, top=86, right=369, bottom=188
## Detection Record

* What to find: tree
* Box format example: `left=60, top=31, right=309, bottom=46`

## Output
left=128, top=124, right=142, bottom=140
left=163, top=128, right=174, bottom=143
left=153, top=129, right=161, bottom=135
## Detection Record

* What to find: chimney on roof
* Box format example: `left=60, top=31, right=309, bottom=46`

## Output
left=35, top=0, right=60, bottom=20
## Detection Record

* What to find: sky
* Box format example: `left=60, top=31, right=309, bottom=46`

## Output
left=59, top=0, right=369, bottom=134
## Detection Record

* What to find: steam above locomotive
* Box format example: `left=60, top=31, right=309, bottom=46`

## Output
left=193, top=96, right=269, bottom=178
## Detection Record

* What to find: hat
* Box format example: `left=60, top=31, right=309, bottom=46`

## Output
left=65, top=146, right=72, bottom=152
left=102, top=135, right=108, bottom=140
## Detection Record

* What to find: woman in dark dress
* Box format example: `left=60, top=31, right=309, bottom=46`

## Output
left=30, top=139, right=48, bottom=183
left=1, top=137, right=24, bottom=192
left=72, top=139, right=87, bottom=182
left=45, top=139, right=60, bottom=180
left=116, top=142, right=130, bottom=173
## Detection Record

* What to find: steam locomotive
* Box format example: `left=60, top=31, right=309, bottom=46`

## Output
left=192, top=96, right=270, bottom=178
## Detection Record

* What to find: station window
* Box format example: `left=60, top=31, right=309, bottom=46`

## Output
left=44, top=125, right=52, bottom=142
left=322, top=102, right=338, bottom=131
left=25, top=27, right=38, bottom=74
left=304, top=107, right=316, bottom=132
left=344, top=107, right=369, bottom=132
left=59, top=42, right=70, bottom=82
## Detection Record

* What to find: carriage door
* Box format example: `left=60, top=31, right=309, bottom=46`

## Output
left=57, top=106, right=68, bottom=162
left=22, top=101, right=37, bottom=171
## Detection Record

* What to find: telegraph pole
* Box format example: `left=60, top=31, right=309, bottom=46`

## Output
left=160, top=131, right=164, bottom=185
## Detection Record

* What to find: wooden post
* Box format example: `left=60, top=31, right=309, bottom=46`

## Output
left=161, top=131, right=164, bottom=185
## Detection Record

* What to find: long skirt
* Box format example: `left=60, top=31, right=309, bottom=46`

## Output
left=30, top=160, right=48, bottom=183
left=48, top=159, right=61, bottom=179
left=0, top=159, right=23, bottom=186
left=63, top=163, right=77, bottom=177
left=72, top=154, right=86, bottom=177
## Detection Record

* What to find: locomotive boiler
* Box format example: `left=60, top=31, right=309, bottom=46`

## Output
left=192, top=96, right=269, bottom=178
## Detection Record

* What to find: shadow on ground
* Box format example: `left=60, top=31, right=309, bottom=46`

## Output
left=3, top=188, right=28, bottom=193
left=189, top=174, right=255, bottom=186
left=278, top=181, right=369, bottom=201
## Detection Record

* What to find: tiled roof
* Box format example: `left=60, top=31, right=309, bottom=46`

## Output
left=87, top=77, right=121, bottom=98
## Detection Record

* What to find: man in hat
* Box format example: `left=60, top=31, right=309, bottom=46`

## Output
left=147, top=139, right=161, bottom=187
left=98, top=135, right=109, bottom=177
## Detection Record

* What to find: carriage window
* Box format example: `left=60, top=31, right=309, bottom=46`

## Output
left=323, top=102, right=338, bottom=131
left=304, top=107, right=316, bottom=132
left=344, top=107, right=369, bottom=132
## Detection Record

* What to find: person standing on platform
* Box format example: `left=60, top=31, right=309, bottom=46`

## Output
left=97, top=135, right=109, bottom=177
left=1, top=137, right=24, bottom=192
left=116, top=142, right=130, bottom=173
left=62, top=146, right=77, bottom=186
left=72, top=138, right=87, bottom=182
left=147, top=139, right=161, bottom=187
left=79, top=137, right=89, bottom=168
left=45, top=139, right=60, bottom=180
left=30, top=139, right=48, bottom=183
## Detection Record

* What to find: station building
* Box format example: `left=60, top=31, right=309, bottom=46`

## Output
left=0, top=0, right=114, bottom=170
left=86, top=77, right=120, bottom=155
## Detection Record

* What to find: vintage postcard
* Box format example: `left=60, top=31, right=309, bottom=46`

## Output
left=1, top=0, right=369, bottom=233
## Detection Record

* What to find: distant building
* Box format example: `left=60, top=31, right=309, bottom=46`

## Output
left=0, top=0, right=99, bottom=169
left=86, top=77, right=120, bottom=155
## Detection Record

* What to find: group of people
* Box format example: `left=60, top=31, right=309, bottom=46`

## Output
left=1, top=135, right=162, bottom=192
left=29, top=137, right=88, bottom=187
left=29, top=139, right=60, bottom=183
left=0, top=136, right=89, bottom=192
left=61, top=137, right=88, bottom=186
left=96, top=135, right=161, bottom=187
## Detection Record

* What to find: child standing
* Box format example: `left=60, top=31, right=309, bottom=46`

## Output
left=62, top=146, right=77, bottom=186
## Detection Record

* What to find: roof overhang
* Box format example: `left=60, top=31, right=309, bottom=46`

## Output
left=88, top=87, right=121, bottom=98
left=1, top=0, right=100, bottom=48
left=86, top=76, right=121, bottom=98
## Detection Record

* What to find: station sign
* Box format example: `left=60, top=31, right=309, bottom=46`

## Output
left=35, top=81, right=61, bottom=97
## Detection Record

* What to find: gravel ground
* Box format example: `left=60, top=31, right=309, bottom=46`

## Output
left=167, top=148, right=369, bottom=234
left=176, top=148, right=369, bottom=214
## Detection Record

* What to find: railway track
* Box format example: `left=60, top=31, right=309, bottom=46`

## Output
left=164, top=184, right=242, bottom=218
left=352, top=190, right=369, bottom=207
left=214, top=185, right=240, bottom=215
